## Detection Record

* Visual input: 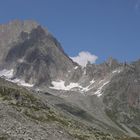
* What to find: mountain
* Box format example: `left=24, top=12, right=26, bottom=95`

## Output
left=0, top=20, right=76, bottom=87
left=0, top=20, right=140, bottom=140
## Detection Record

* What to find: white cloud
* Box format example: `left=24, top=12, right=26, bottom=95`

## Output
left=70, top=51, right=98, bottom=67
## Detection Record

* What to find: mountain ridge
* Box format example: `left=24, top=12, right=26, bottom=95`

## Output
left=0, top=19, right=139, bottom=139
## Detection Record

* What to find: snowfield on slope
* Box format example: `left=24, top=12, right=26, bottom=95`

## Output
left=0, top=69, right=34, bottom=88
left=94, top=81, right=109, bottom=97
left=0, top=69, right=14, bottom=79
left=50, top=79, right=96, bottom=93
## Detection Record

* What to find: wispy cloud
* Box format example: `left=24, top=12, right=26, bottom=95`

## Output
left=70, top=51, right=98, bottom=67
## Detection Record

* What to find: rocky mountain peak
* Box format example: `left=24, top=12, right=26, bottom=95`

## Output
left=0, top=20, right=76, bottom=87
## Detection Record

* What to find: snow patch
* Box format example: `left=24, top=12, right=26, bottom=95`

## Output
left=10, top=78, right=34, bottom=87
left=50, top=79, right=95, bottom=92
left=74, top=66, right=78, bottom=70
left=0, top=69, right=14, bottom=79
left=81, top=79, right=95, bottom=92
left=0, top=69, right=33, bottom=88
left=90, top=79, right=95, bottom=84
left=94, top=81, right=109, bottom=97
left=50, top=80, right=80, bottom=91
left=112, top=69, right=121, bottom=74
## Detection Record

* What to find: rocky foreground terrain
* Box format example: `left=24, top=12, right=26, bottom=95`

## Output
left=0, top=20, right=139, bottom=140
left=0, top=78, right=122, bottom=140
left=0, top=77, right=139, bottom=140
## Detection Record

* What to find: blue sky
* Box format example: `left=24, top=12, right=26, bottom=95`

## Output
left=0, top=0, right=140, bottom=63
